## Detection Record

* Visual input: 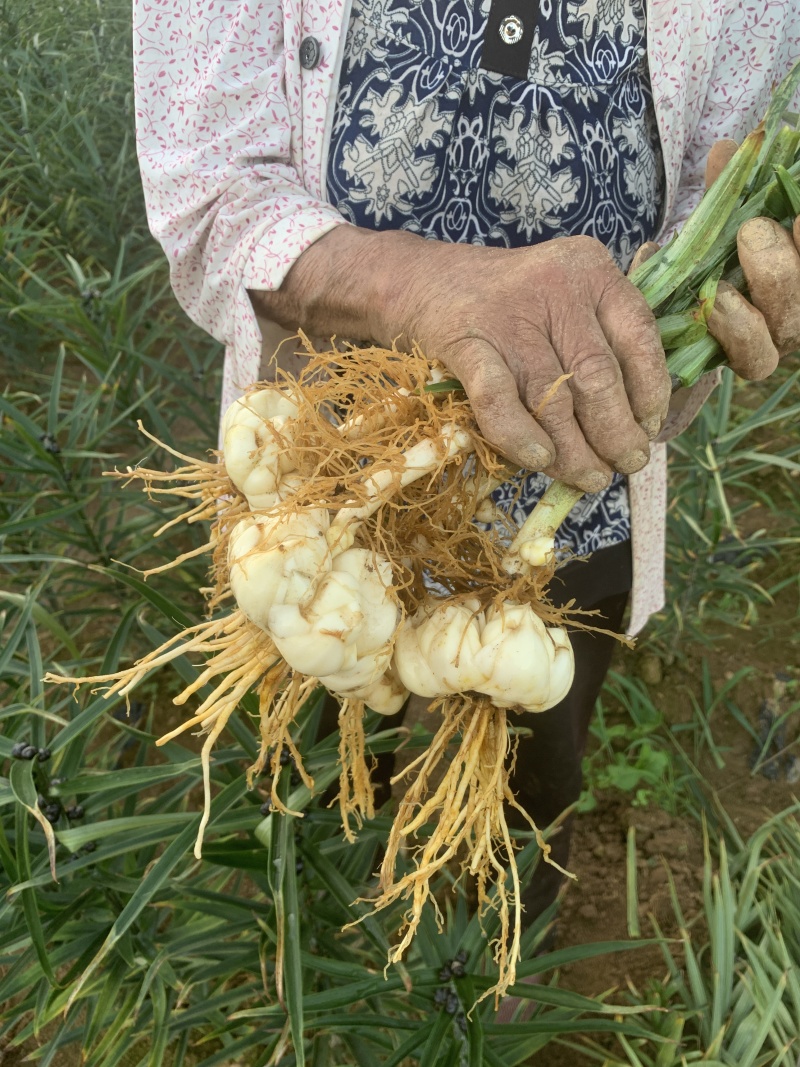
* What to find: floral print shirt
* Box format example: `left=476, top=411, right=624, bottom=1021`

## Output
left=328, top=0, right=664, bottom=261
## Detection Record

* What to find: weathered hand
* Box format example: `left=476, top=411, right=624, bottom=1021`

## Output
left=252, top=225, right=670, bottom=490
left=401, top=236, right=669, bottom=492
left=704, top=138, right=800, bottom=379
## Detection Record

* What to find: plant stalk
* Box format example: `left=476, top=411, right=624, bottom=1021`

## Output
left=502, top=480, right=585, bottom=575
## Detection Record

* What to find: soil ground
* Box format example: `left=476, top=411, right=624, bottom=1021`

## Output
left=533, top=581, right=799, bottom=1066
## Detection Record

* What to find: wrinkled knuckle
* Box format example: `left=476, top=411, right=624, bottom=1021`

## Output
left=463, top=361, right=507, bottom=405
left=477, top=417, right=521, bottom=460
left=571, top=351, right=621, bottom=397
left=628, top=311, right=662, bottom=350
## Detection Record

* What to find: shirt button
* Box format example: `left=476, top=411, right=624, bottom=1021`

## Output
left=498, top=15, right=524, bottom=45
left=299, top=36, right=321, bottom=70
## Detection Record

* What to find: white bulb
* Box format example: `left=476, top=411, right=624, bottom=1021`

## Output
left=222, top=389, right=300, bottom=509
left=393, top=597, right=575, bottom=713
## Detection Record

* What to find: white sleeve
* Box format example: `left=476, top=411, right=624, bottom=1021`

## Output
left=134, top=0, right=347, bottom=373
left=661, top=15, right=800, bottom=239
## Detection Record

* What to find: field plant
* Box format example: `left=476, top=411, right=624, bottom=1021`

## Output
left=574, top=804, right=800, bottom=1067
left=660, top=365, right=800, bottom=644
left=579, top=674, right=676, bottom=813
left=2, top=2, right=800, bottom=1067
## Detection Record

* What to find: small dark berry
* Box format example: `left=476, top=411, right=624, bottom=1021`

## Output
left=11, top=741, right=29, bottom=758
left=433, top=987, right=448, bottom=1006
left=445, top=992, right=459, bottom=1015
left=39, top=434, right=60, bottom=455
left=456, top=1012, right=468, bottom=1033
left=455, top=949, right=468, bottom=965
left=82, top=841, right=97, bottom=853
left=44, top=810, right=60, bottom=825
left=37, top=794, right=48, bottom=809
left=37, top=747, right=51, bottom=762
left=438, top=965, right=452, bottom=982
left=450, top=960, right=466, bottom=978
left=21, top=746, right=38, bottom=761
left=45, top=802, right=62, bottom=819
left=66, top=805, right=85, bottom=820
left=279, top=748, right=292, bottom=767
left=259, top=801, right=273, bottom=816
left=295, top=859, right=304, bottom=875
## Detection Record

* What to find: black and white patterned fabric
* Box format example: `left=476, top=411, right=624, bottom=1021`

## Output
left=327, top=0, right=665, bottom=556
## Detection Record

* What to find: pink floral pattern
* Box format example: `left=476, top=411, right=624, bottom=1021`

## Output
left=133, top=0, right=800, bottom=635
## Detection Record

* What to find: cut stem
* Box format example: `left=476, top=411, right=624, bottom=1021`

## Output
left=502, top=481, right=585, bottom=576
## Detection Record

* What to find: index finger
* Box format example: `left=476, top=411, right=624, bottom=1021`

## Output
left=453, top=339, right=556, bottom=471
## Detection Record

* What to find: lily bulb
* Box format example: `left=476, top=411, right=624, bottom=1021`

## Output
left=229, top=514, right=407, bottom=711
left=518, top=535, right=556, bottom=568
left=228, top=510, right=332, bottom=631
left=272, top=549, right=400, bottom=683
left=222, top=389, right=300, bottom=509
left=394, top=598, right=574, bottom=712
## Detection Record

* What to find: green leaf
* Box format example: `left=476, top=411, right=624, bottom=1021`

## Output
left=12, top=794, right=57, bottom=986
left=0, top=590, right=79, bottom=658
left=90, top=566, right=194, bottom=631
left=419, top=1008, right=453, bottom=1067
left=266, top=767, right=306, bottom=1067
left=65, top=776, right=245, bottom=1010
left=298, top=839, right=394, bottom=960
left=56, top=813, right=195, bottom=850
left=53, top=760, right=201, bottom=795
left=378, top=1022, right=435, bottom=1067
left=423, top=379, right=464, bottom=394
left=774, top=165, right=800, bottom=215
left=9, top=760, right=57, bottom=881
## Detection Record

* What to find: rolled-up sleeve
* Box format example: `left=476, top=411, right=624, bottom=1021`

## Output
left=134, top=0, right=347, bottom=384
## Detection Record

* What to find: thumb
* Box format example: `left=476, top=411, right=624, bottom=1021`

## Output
left=629, top=241, right=660, bottom=274
left=705, top=139, right=739, bottom=191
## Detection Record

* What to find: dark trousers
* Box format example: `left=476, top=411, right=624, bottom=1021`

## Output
left=510, top=558, right=629, bottom=927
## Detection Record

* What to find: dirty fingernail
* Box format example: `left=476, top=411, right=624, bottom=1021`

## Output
left=519, top=444, right=553, bottom=470
left=740, top=218, right=779, bottom=252
left=640, top=415, right=662, bottom=440
left=617, top=448, right=649, bottom=474
left=578, top=471, right=612, bottom=493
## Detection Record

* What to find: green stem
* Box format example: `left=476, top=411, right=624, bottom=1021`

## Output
left=635, top=126, right=764, bottom=310
left=503, top=480, right=585, bottom=575
left=666, top=334, right=723, bottom=388
left=658, top=310, right=707, bottom=350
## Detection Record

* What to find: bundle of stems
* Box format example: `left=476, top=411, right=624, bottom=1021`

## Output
left=633, top=61, right=800, bottom=386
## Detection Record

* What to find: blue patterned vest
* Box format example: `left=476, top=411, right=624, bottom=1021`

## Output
left=327, top=0, right=665, bottom=556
